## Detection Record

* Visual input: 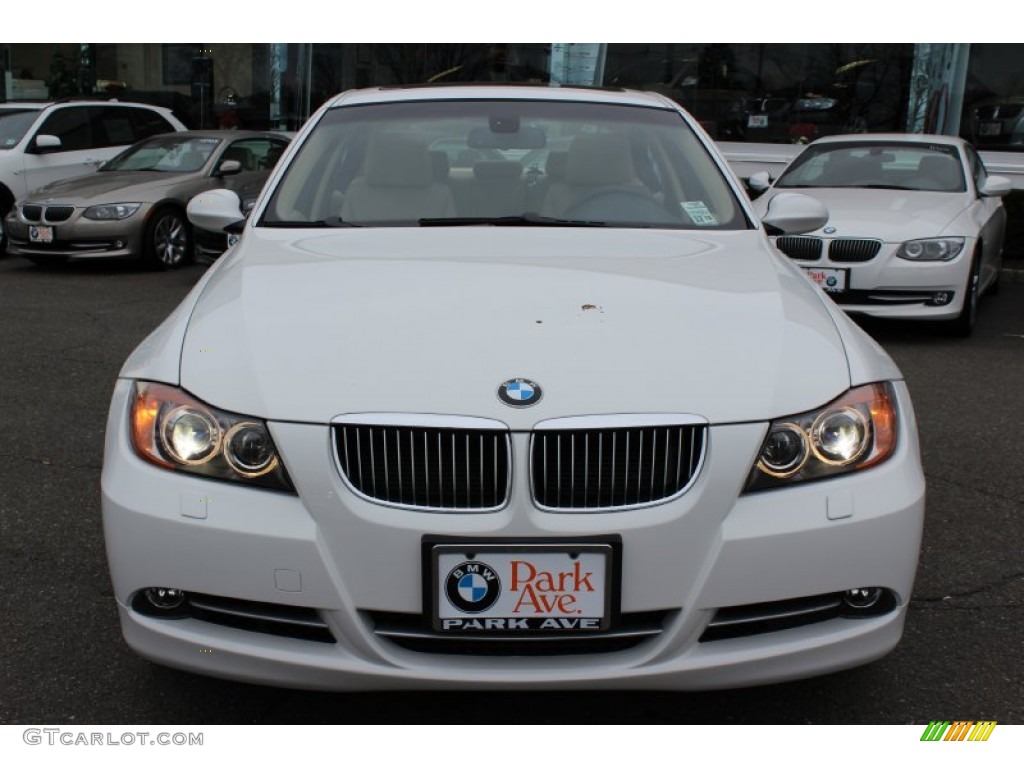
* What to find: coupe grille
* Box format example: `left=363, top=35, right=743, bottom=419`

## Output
left=775, top=236, right=822, bottom=261
left=334, top=424, right=510, bottom=510
left=21, top=204, right=42, bottom=222
left=828, top=238, right=881, bottom=262
left=43, top=205, right=74, bottom=223
left=531, top=425, right=705, bottom=510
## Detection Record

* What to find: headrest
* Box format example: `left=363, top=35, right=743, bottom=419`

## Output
left=565, top=133, right=635, bottom=186
left=366, top=135, right=433, bottom=188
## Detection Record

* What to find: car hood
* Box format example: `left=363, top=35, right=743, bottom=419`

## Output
left=756, top=188, right=970, bottom=241
left=27, top=171, right=192, bottom=203
left=178, top=228, right=852, bottom=426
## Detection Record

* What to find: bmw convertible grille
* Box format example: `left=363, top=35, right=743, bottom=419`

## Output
left=334, top=424, right=511, bottom=510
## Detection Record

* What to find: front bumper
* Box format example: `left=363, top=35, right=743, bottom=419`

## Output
left=4, top=205, right=149, bottom=261
left=101, top=379, right=926, bottom=691
left=780, top=240, right=973, bottom=321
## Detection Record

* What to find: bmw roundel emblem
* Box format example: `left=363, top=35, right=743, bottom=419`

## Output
left=824, top=226, right=837, bottom=234
left=498, top=378, right=542, bottom=407
left=444, top=561, right=502, bottom=613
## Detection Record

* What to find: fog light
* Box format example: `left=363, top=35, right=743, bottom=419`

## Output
left=844, top=587, right=882, bottom=610
left=114, top=239, right=125, bottom=249
left=145, top=587, right=185, bottom=610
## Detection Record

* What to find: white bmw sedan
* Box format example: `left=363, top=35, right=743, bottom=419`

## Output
left=750, top=134, right=1010, bottom=336
left=101, top=85, right=925, bottom=691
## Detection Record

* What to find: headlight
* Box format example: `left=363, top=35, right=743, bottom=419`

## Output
left=744, top=383, right=898, bottom=492
left=84, top=203, right=141, bottom=220
left=130, top=381, right=293, bottom=492
left=896, top=237, right=964, bottom=261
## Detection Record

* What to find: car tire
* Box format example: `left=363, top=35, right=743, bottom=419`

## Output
left=988, top=263, right=1001, bottom=297
left=948, top=249, right=981, bottom=338
left=0, top=192, right=12, bottom=258
left=144, top=207, right=192, bottom=270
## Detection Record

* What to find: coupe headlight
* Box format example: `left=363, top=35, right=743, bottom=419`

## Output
left=744, top=383, right=898, bottom=492
left=130, top=382, right=293, bottom=492
left=84, top=203, right=141, bottom=220
left=896, top=237, right=964, bottom=261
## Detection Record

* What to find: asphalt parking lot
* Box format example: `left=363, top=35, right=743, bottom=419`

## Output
left=0, top=254, right=1021, bottom=725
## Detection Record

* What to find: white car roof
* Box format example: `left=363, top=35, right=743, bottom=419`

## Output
left=807, top=132, right=967, bottom=149
left=327, top=84, right=677, bottom=110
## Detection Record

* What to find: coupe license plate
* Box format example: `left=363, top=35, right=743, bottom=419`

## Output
left=979, top=121, right=1002, bottom=136
left=432, top=544, right=612, bottom=632
left=803, top=266, right=848, bottom=293
left=29, top=225, right=54, bottom=243
left=747, top=114, right=769, bottom=128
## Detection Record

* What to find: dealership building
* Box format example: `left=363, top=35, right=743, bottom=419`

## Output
left=2, top=42, right=1022, bottom=248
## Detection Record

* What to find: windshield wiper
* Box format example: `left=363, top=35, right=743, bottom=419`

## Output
left=857, top=184, right=916, bottom=191
left=418, top=214, right=607, bottom=227
left=262, top=216, right=362, bottom=228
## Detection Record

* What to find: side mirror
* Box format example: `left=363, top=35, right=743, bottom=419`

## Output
left=216, top=159, right=242, bottom=177
left=188, top=188, right=245, bottom=233
left=33, top=134, right=62, bottom=153
left=761, top=192, right=829, bottom=235
left=979, top=175, right=1012, bottom=197
left=747, top=171, right=772, bottom=193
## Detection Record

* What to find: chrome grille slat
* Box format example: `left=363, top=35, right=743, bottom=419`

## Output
left=531, top=425, right=706, bottom=511
left=335, top=424, right=510, bottom=510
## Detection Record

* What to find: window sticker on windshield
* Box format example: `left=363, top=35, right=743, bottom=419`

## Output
left=4, top=139, right=15, bottom=146
left=681, top=201, right=718, bottom=226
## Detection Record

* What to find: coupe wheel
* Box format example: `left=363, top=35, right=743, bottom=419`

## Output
left=145, top=208, right=191, bottom=270
left=949, top=250, right=981, bottom=338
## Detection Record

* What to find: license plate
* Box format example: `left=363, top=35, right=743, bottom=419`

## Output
left=979, top=121, right=1002, bottom=136
left=432, top=544, right=612, bottom=632
left=29, top=225, right=54, bottom=243
left=747, top=114, right=769, bottom=128
left=803, top=267, right=848, bottom=293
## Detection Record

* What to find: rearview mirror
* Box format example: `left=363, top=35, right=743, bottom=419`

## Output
left=979, top=175, right=1012, bottom=197
left=33, top=134, right=62, bottom=153
left=188, top=188, right=245, bottom=233
left=747, top=171, right=772, bottom=193
left=761, top=192, right=829, bottom=235
left=216, top=159, right=242, bottom=177
left=468, top=125, right=546, bottom=150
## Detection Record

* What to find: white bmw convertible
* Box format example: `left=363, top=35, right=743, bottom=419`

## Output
left=750, top=134, right=1010, bottom=336
left=101, top=85, right=925, bottom=691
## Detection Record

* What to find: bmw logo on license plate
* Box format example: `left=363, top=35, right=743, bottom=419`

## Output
left=498, top=378, right=542, bottom=407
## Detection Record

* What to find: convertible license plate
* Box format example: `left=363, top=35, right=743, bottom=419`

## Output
left=433, top=544, right=611, bottom=632
left=803, top=266, right=847, bottom=293
left=979, top=121, right=1002, bottom=136
left=29, top=225, right=54, bottom=243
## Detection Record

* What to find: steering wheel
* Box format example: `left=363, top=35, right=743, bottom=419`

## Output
left=564, top=186, right=679, bottom=224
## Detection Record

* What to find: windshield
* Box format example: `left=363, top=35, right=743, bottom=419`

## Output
left=775, top=142, right=967, bottom=192
left=0, top=108, right=42, bottom=149
left=261, top=99, right=748, bottom=229
left=102, top=135, right=222, bottom=172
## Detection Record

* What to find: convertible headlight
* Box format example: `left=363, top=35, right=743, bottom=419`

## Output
left=744, top=383, right=897, bottom=492
left=896, top=237, right=964, bottom=261
left=130, top=382, right=292, bottom=492
left=84, top=203, right=141, bottom=220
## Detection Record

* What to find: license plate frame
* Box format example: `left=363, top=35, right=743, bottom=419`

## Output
left=29, top=225, right=54, bottom=243
left=803, top=266, right=848, bottom=293
left=979, top=121, right=1002, bottom=137
left=429, top=541, right=617, bottom=634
